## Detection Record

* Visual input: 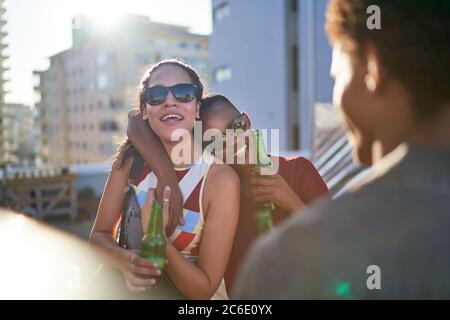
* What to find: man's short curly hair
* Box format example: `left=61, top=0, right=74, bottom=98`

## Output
left=326, top=0, right=450, bottom=119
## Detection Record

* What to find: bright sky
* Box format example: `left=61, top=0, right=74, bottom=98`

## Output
left=3, top=0, right=212, bottom=107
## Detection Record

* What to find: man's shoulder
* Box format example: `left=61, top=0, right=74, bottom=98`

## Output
left=236, top=175, right=450, bottom=299
left=275, top=155, right=318, bottom=177
left=275, top=155, right=312, bottom=168
left=282, top=180, right=388, bottom=227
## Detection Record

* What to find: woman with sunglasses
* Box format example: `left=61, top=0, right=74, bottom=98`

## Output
left=128, top=93, right=330, bottom=295
left=90, top=60, right=240, bottom=300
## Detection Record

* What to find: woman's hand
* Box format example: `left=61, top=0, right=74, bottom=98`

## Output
left=114, top=248, right=162, bottom=292
left=141, top=187, right=171, bottom=239
left=156, top=178, right=184, bottom=236
left=250, top=173, right=305, bottom=214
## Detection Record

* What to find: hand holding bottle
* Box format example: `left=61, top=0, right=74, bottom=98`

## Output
left=141, top=186, right=171, bottom=239
left=115, top=248, right=162, bottom=293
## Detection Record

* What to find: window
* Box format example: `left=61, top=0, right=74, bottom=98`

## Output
left=99, top=120, right=119, bottom=132
left=179, top=41, right=201, bottom=50
left=98, top=97, right=111, bottom=109
left=96, top=50, right=116, bottom=68
left=96, top=51, right=107, bottom=68
left=213, top=2, right=230, bottom=22
left=96, top=73, right=110, bottom=90
left=110, top=99, right=123, bottom=110
left=214, top=66, right=232, bottom=83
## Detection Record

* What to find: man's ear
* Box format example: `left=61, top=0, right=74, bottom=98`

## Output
left=364, top=42, right=383, bottom=93
left=142, top=106, right=148, bottom=120
left=242, top=111, right=252, bottom=128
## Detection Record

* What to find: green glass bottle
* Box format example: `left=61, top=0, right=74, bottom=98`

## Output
left=140, top=200, right=166, bottom=272
left=254, top=129, right=275, bottom=234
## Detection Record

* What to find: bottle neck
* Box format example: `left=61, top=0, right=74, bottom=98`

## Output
left=147, top=201, right=163, bottom=235
left=255, top=129, right=271, bottom=167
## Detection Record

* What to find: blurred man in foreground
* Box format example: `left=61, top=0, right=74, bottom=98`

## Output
left=234, top=0, right=450, bottom=299
left=0, top=209, right=120, bottom=299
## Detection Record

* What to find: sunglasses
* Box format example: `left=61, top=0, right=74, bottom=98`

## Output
left=212, top=112, right=252, bottom=144
left=143, top=83, right=198, bottom=106
left=228, top=112, right=252, bottom=131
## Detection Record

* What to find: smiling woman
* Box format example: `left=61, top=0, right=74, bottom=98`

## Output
left=90, top=59, right=240, bottom=300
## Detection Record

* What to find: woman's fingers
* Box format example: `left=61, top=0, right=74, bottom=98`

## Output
left=162, top=186, right=171, bottom=236
left=252, top=186, right=272, bottom=195
left=254, top=193, right=273, bottom=203
left=125, top=272, right=156, bottom=288
left=129, top=253, right=157, bottom=268
left=250, top=176, right=275, bottom=186
left=125, top=281, right=146, bottom=293
left=146, top=188, right=156, bottom=205
left=130, top=264, right=162, bottom=277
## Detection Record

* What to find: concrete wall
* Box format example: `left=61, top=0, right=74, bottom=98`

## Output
left=211, top=0, right=334, bottom=153
left=211, top=0, right=289, bottom=150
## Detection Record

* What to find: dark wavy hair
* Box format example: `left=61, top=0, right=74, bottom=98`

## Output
left=326, top=0, right=450, bottom=119
left=113, top=59, right=204, bottom=169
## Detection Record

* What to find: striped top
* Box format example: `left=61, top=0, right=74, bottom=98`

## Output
left=130, top=153, right=214, bottom=263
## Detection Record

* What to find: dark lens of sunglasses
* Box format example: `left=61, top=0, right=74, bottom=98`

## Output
left=232, top=115, right=249, bottom=131
left=172, top=84, right=196, bottom=102
left=147, top=86, right=168, bottom=105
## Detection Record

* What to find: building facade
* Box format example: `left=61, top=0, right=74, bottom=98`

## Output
left=0, top=0, right=9, bottom=165
left=1, top=104, right=38, bottom=166
left=210, top=0, right=333, bottom=154
left=35, top=14, right=210, bottom=165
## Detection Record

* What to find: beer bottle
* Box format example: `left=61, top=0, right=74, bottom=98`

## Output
left=140, top=200, right=166, bottom=275
left=254, top=129, right=275, bottom=234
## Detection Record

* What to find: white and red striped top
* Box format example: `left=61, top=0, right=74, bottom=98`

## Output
left=130, top=153, right=215, bottom=263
